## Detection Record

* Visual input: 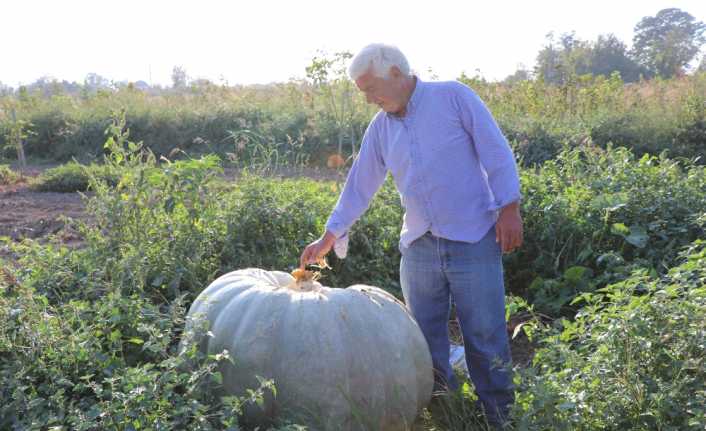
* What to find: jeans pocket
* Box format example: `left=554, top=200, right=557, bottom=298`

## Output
left=449, top=230, right=502, bottom=266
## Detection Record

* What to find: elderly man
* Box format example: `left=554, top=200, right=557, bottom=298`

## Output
left=299, top=43, right=522, bottom=425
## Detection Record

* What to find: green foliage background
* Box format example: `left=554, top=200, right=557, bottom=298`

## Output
left=1, top=112, right=704, bottom=428
left=1, top=72, right=705, bottom=169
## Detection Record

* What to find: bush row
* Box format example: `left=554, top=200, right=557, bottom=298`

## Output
left=1, top=73, right=704, bottom=166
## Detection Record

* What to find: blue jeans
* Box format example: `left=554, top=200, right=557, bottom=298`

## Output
left=400, top=226, right=514, bottom=422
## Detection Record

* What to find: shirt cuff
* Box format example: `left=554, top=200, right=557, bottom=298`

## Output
left=488, top=194, right=521, bottom=212
left=325, top=218, right=350, bottom=259
left=325, top=219, right=348, bottom=239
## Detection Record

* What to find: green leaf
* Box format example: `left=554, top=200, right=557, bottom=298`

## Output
left=564, top=266, right=589, bottom=283
left=528, top=277, right=545, bottom=292
left=151, top=274, right=165, bottom=287
left=576, top=246, right=593, bottom=263
left=212, top=371, right=223, bottom=385
left=164, top=197, right=176, bottom=214
left=591, top=193, right=628, bottom=211
left=104, top=136, right=115, bottom=149
left=462, top=381, right=472, bottom=397
left=625, top=225, right=648, bottom=248
left=611, top=222, right=630, bottom=236
left=558, top=401, right=576, bottom=411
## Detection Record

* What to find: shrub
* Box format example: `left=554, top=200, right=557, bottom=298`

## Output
left=513, top=240, right=706, bottom=430
left=2, top=72, right=704, bottom=166
left=0, top=269, right=276, bottom=430
left=219, top=174, right=404, bottom=292
left=0, top=164, right=22, bottom=185
left=31, top=162, right=119, bottom=192
left=509, top=144, right=706, bottom=314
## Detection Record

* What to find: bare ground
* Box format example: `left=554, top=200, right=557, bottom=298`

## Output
left=0, top=167, right=87, bottom=247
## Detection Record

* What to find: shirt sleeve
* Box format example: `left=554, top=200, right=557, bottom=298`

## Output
left=453, top=82, right=521, bottom=211
left=325, top=120, right=387, bottom=239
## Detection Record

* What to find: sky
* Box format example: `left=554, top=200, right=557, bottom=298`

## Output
left=1, top=0, right=705, bottom=87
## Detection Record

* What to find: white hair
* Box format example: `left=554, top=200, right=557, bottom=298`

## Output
left=348, top=43, right=411, bottom=80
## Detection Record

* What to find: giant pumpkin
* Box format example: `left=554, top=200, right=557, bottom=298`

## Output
left=181, top=268, right=433, bottom=430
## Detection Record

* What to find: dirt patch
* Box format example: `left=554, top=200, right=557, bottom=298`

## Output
left=0, top=177, right=88, bottom=246
left=0, top=187, right=87, bottom=240
left=508, top=329, right=535, bottom=368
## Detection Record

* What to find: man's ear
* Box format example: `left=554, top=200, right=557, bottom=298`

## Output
left=388, top=66, right=402, bottom=79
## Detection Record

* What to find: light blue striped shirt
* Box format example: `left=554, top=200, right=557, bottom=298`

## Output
left=325, top=77, right=521, bottom=250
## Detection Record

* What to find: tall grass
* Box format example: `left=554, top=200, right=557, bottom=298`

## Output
left=1, top=72, right=704, bottom=166
left=461, top=72, right=706, bottom=163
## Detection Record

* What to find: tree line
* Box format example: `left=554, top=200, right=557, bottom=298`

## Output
left=523, top=8, right=706, bottom=84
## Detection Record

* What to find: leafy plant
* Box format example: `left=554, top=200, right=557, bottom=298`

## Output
left=0, top=164, right=22, bottom=185
left=513, top=240, right=706, bottom=430
left=31, top=161, right=119, bottom=192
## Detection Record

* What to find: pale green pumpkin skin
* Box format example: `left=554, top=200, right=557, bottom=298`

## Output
left=181, top=268, right=434, bottom=430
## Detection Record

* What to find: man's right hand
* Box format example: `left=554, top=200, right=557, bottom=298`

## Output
left=299, top=231, right=337, bottom=269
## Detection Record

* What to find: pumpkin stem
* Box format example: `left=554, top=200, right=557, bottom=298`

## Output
left=289, top=268, right=325, bottom=292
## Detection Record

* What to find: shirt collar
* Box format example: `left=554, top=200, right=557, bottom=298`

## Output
left=386, top=75, right=424, bottom=120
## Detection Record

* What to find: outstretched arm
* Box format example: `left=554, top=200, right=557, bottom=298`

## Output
left=299, top=122, right=387, bottom=267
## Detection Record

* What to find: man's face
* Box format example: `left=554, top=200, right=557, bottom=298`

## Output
left=355, top=67, right=406, bottom=114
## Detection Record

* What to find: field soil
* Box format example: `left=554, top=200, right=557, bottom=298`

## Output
left=0, top=166, right=86, bottom=248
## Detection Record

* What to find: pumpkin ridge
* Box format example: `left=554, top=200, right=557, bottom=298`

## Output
left=328, top=289, right=356, bottom=427
left=185, top=276, right=254, bottom=352
left=258, top=287, right=291, bottom=418
left=331, top=289, right=376, bottom=428
left=213, top=283, right=264, bottom=363
left=361, top=291, right=397, bottom=426
left=276, top=282, right=334, bottom=419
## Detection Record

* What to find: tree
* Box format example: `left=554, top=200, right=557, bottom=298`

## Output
left=535, top=32, right=648, bottom=83
left=132, top=80, right=152, bottom=91
left=535, top=32, right=591, bottom=84
left=589, top=34, right=644, bottom=82
left=535, top=32, right=569, bottom=84
left=171, top=66, right=188, bottom=89
left=0, top=102, right=33, bottom=171
left=305, top=51, right=362, bottom=160
left=84, top=73, right=112, bottom=91
left=632, top=8, right=706, bottom=78
left=25, top=76, right=68, bottom=98
left=503, top=66, right=532, bottom=84
left=0, top=81, right=11, bottom=96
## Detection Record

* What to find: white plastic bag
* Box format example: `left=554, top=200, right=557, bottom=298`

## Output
left=333, top=232, right=349, bottom=259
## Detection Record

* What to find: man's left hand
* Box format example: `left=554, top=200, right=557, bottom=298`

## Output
left=496, top=201, right=523, bottom=254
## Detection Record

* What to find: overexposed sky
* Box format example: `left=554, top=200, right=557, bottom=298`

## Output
left=1, top=0, right=705, bottom=87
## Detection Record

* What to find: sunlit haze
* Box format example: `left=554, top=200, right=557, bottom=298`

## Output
left=1, top=0, right=705, bottom=87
